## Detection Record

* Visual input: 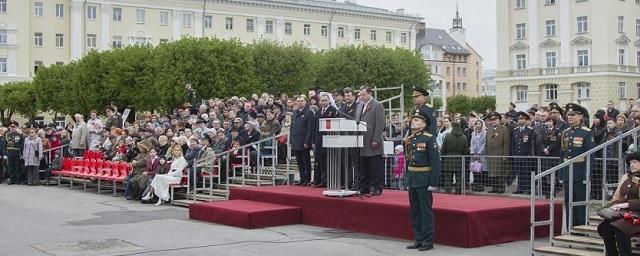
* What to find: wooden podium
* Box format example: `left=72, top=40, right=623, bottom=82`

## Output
left=318, top=118, right=366, bottom=197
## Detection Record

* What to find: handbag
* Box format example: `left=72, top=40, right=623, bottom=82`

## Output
left=598, top=208, right=623, bottom=221
left=469, top=160, right=484, bottom=173
left=277, top=136, right=288, bottom=145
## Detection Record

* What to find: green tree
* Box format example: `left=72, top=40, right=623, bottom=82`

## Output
left=0, top=81, right=38, bottom=123
left=446, top=95, right=472, bottom=115
left=153, top=37, right=258, bottom=111
left=250, top=40, right=316, bottom=95
left=470, top=96, right=496, bottom=114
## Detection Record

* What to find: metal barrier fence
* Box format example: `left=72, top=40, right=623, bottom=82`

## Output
left=529, top=125, right=640, bottom=253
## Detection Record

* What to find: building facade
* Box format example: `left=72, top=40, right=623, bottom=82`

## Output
left=482, top=69, right=497, bottom=96
left=496, top=0, right=640, bottom=113
left=0, top=0, right=422, bottom=84
left=416, top=8, right=483, bottom=110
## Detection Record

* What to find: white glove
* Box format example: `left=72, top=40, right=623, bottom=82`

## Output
left=428, top=186, right=437, bottom=192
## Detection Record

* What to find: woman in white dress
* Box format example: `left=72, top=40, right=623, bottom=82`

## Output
left=143, top=145, right=187, bottom=205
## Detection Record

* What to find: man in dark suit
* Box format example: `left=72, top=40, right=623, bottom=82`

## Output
left=313, top=93, right=338, bottom=187
left=291, top=95, right=314, bottom=186
left=339, top=87, right=359, bottom=189
left=355, top=85, right=385, bottom=195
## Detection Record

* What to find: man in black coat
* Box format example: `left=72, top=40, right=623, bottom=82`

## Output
left=312, top=93, right=338, bottom=187
left=339, top=87, right=359, bottom=189
left=291, top=95, right=314, bottom=186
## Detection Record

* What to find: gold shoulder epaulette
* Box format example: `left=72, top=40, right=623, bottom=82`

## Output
left=422, top=132, right=433, bottom=137
left=581, top=126, right=591, bottom=131
left=425, top=103, right=433, bottom=108
left=563, top=127, right=571, bottom=133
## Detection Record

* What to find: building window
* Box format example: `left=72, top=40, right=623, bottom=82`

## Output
left=463, top=83, right=467, bottom=90
left=619, top=82, right=627, bottom=98
left=446, top=82, right=450, bottom=90
left=462, top=67, right=467, bottom=77
left=577, top=16, right=588, bottom=33
left=544, top=84, right=558, bottom=101
left=321, top=25, right=328, bottom=37
left=577, top=50, right=589, bottom=66
left=160, top=11, right=169, bottom=26
left=34, top=61, right=43, bottom=73
left=545, top=0, right=555, bottom=4
left=303, top=24, right=311, bottom=35
left=112, top=35, right=122, bottom=48
left=354, top=28, right=361, bottom=40
left=0, top=29, right=6, bottom=44
left=576, top=82, right=590, bottom=99
left=400, top=33, right=407, bottom=43
left=204, top=15, right=213, bottom=29
left=637, top=51, right=640, bottom=67
left=246, top=18, right=254, bottom=32
left=0, top=57, right=7, bottom=73
left=34, top=32, right=43, bottom=47
left=0, top=0, right=6, bottom=13
left=56, top=61, right=63, bottom=66
left=618, top=16, right=625, bottom=33
left=457, top=67, right=462, bottom=76
left=516, top=0, right=526, bottom=8
left=545, top=51, right=557, bottom=68
left=337, top=27, right=344, bottom=38
left=113, top=8, right=122, bottom=22
left=34, top=2, right=43, bottom=17
left=265, top=20, right=273, bottom=34
left=86, top=34, right=96, bottom=48
left=87, top=6, right=97, bottom=20
left=225, top=17, right=233, bottom=30
left=136, top=9, right=145, bottom=24
left=516, top=54, right=527, bottom=69
left=183, top=13, right=192, bottom=28
left=370, top=30, right=377, bottom=41
left=636, top=19, right=640, bottom=36
left=385, top=31, right=392, bottom=43
left=55, top=33, right=63, bottom=47
left=55, top=4, right=64, bottom=18
left=516, top=23, right=526, bottom=39
left=457, top=83, right=461, bottom=90
left=284, top=22, right=292, bottom=35
left=619, top=49, right=626, bottom=65
left=446, top=67, right=451, bottom=75
left=515, top=85, right=528, bottom=102
left=545, top=20, right=555, bottom=36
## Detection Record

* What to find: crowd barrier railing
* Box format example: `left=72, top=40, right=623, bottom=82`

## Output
left=529, top=125, right=640, bottom=253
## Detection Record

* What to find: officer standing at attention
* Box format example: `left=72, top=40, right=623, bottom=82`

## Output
left=409, top=85, right=437, bottom=136
left=4, top=121, right=24, bottom=185
left=404, top=109, right=441, bottom=251
left=561, top=103, right=594, bottom=227
left=512, top=111, right=535, bottom=194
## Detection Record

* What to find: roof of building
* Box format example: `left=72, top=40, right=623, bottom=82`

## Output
left=417, top=28, right=470, bottom=55
left=260, top=0, right=423, bottom=19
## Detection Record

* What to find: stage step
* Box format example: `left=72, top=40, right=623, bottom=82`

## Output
left=571, top=225, right=598, bottom=236
left=533, top=246, right=602, bottom=256
left=189, top=200, right=302, bottom=229
left=228, top=177, right=275, bottom=186
left=171, top=199, right=193, bottom=207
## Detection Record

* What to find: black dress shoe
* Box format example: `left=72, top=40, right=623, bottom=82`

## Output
left=294, top=181, right=303, bottom=186
left=512, top=190, right=523, bottom=194
left=406, top=243, right=420, bottom=249
left=371, top=190, right=383, bottom=196
left=359, top=190, right=371, bottom=196
left=488, top=189, right=499, bottom=193
left=418, top=244, right=434, bottom=251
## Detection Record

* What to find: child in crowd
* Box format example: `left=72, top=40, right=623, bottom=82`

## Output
left=392, top=145, right=406, bottom=190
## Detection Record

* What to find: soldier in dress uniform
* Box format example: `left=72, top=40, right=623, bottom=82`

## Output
left=4, top=121, right=24, bottom=185
left=404, top=108, right=441, bottom=251
left=549, top=102, right=567, bottom=133
left=540, top=117, right=562, bottom=198
left=561, top=103, right=594, bottom=227
left=512, top=111, right=535, bottom=194
left=409, top=85, right=437, bottom=136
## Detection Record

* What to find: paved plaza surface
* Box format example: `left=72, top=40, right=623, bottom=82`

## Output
left=0, top=185, right=538, bottom=256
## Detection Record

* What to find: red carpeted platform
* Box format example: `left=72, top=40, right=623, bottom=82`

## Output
left=189, top=200, right=302, bottom=229
left=226, top=186, right=562, bottom=248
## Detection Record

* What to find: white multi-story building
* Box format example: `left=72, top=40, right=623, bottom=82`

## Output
left=482, top=69, right=496, bottom=97
left=495, top=0, right=640, bottom=113
left=0, top=0, right=422, bottom=84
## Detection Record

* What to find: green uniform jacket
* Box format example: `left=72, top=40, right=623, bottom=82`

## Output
left=404, top=130, right=441, bottom=188
left=560, top=125, right=594, bottom=183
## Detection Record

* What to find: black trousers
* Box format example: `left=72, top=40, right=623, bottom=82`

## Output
left=7, top=155, right=21, bottom=183
left=359, top=155, right=383, bottom=193
left=294, top=149, right=311, bottom=183
left=313, top=151, right=327, bottom=185
left=564, top=181, right=586, bottom=227
left=598, top=220, right=632, bottom=256
left=409, top=186, right=434, bottom=246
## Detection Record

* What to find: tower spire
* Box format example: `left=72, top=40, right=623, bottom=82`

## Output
left=453, top=0, right=463, bottom=29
